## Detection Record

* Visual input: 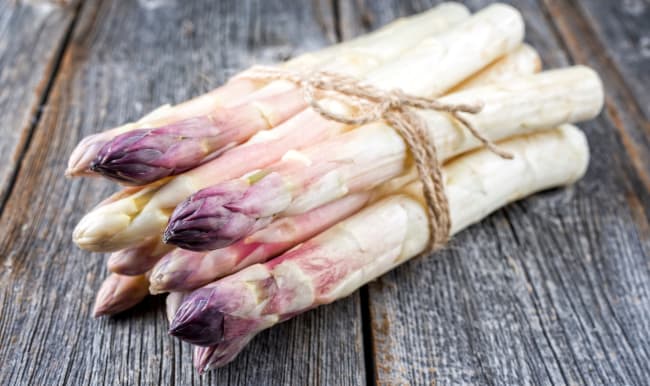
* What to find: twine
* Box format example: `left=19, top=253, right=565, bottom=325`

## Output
left=237, top=66, right=512, bottom=252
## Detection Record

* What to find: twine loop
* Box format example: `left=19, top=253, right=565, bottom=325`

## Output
left=237, top=66, right=512, bottom=252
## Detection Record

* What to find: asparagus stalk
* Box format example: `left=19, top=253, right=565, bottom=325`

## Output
left=361, top=4, right=523, bottom=96
left=123, top=44, right=544, bottom=283
left=79, top=5, right=472, bottom=185
left=93, top=273, right=150, bottom=317
left=164, top=67, right=603, bottom=250
left=169, top=125, right=590, bottom=369
left=450, top=43, right=540, bottom=91
left=90, top=89, right=307, bottom=184
left=149, top=193, right=371, bottom=293
left=65, top=82, right=261, bottom=178
left=67, top=3, right=469, bottom=178
left=74, top=4, right=525, bottom=252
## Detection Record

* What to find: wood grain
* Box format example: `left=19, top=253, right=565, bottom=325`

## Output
left=576, top=0, right=650, bottom=119
left=542, top=0, right=650, bottom=219
left=339, top=1, right=650, bottom=384
left=0, top=0, right=364, bottom=385
left=0, top=0, right=78, bottom=208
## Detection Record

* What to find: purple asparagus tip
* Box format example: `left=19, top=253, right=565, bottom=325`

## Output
left=90, top=116, right=231, bottom=184
left=164, top=173, right=290, bottom=251
left=169, top=289, right=225, bottom=346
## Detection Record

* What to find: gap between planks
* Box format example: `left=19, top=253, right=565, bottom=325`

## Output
left=0, top=0, right=85, bottom=216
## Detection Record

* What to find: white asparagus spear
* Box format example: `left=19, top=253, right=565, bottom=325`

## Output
left=450, top=43, right=541, bottom=91
left=171, top=125, right=590, bottom=368
left=73, top=5, right=526, bottom=252
left=366, top=3, right=523, bottom=95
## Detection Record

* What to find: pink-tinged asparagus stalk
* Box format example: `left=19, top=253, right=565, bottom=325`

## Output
left=66, top=2, right=469, bottom=179
left=164, top=67, right=603, bottom=250
left=107, top=240, right=174, bottom=275
left=66, top=79, right=262, bottom=178
left=90, top=89, right=305, bottom=184
left=74, top=4, right=525, bottom=252
left=93, top=273, right=150, bottom=317
left=72, top=4, right=470, bottom=184
left=150, top=193, right=370, bottom=293
left=170, top=125, right=591, bottom=369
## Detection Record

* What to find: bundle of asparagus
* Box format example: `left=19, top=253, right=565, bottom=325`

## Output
left=67, top=3, right=604, bottom=372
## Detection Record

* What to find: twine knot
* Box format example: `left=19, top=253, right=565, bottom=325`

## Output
left=384, top=91, right=405, bottom=109
left=237, top=65, right=512, bottom=252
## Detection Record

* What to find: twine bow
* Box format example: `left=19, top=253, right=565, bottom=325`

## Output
left=238, top=66, right=512, bottom=252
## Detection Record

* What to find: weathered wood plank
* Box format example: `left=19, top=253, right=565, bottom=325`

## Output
left=0, top=0, right=78, bottom=208
left=337, top=0, right=416, bottom=41
left=576, top=0, right=650, bottom=119
left=337, top=1, right=650, bottom=384
left=0, top=1, right=365, bottom=385
left=542, top=0, right=650, bottom=221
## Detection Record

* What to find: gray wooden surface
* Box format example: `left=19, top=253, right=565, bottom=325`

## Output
left=0, top=1, right=76, bottom=207
left=0, top=0, right=648, bottom=385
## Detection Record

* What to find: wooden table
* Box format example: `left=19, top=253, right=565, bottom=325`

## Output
left=0, top=1, right=648, bottom=384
